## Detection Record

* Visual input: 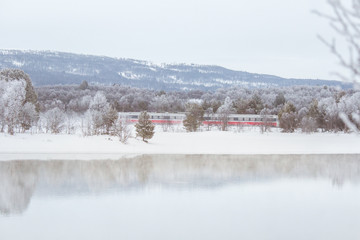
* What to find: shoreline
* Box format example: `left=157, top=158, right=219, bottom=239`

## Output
left=1, top=153, right=359, bottom=161
left=1, top=130, right=359, bottom=160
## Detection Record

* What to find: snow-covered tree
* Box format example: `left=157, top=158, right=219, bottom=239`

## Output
left=279, top=102, right=297, bottom=132
left=44, top=107, right=65, bottom=134
left=339, top=92, right=360, bottom=133
left=18, top=102, right=38, bottom=132
left=204, top=107, right=215, bottom=131
left=0, top=69, right=38, bottom=109
left=307, top=99, right=325, bottom=130
left=316, top=1, right=360, bottom=132
left=274, top=93, right=286, bottom=107
left=149, top=95, right=170, bottom=112
left=183, top=102, right=204, bottom=132
left=114, top=116, right=132, bottom=143
left=88, top=91, right=111, bottom=135
left=300, top=117, right=318, bottom=133
left=104, top=107, right=118, bottom=134
left=216, top=97, right=235, bottom=131
left=259, top=108, right=273, bottom=133
left=0, top=80, right=26, bottom=134
left=319, top=97, right=344, bottom=131
left=135, top=111, right=155, bottom=142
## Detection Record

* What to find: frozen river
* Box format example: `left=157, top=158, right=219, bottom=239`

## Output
left=1, top=154, right=360, bottom=240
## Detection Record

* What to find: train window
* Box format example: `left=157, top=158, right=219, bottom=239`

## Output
left=164, top=116, right=170, bottom=119
left=131, top=115, right=138, bottom=119
left=242, top=118, right=245, bottom=121
left=204, top=117, right=210, bottom=120
left=233, top=117, right=238, bottom=121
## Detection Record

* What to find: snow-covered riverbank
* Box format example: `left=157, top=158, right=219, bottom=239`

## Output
left=0, top=128, right=359, bottom=160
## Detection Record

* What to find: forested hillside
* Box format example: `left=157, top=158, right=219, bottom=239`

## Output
left=0, top=50, right=351, bottom=90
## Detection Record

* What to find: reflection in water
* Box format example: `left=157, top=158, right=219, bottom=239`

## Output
left=0, top=154, right=359, bottom=215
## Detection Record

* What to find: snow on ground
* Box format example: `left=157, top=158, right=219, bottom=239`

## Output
left=0, top=127, right=359, bottom=160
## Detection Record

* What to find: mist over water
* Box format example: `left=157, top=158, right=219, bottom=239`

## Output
left=1, top=154, right=360, bottom=240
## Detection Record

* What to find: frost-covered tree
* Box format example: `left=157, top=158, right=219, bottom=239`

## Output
left=274, top=93, right=286, bottom=107
left=0, top=80, right=26, bottom=134
left=44, top=107, right=65, bottom=134
left=149, top=95, right=170, bottom=112
left=307, top=99, right=325, bottom=130
left=278, top=102, right=297, bottom=132
left=104, top=107, right=118, bottom=134
left=18, top=102, right=38, bottom=132
left=339, top=92, right=360, bottom=132
left=114, top=116, right=132, bottom=143
left=135, top=111, right=155, bottom=142
left=319, top=97, right=344, bottom=131
left=183, top=102, right=204, bottom=132
left=88, top=92, right=111, bottom=135
left=204, top=107, right=215, bottom=131
left=0, top=69, right=38, bottom=110
left=300, top=117, right=318, bottom=133
left=247, top=94, right=264, bottom=114
left=316, top=0, right=360, bottom=132
left=259, top=108, right=273, bottom=133
left=216, top=97, right=235, bottom=131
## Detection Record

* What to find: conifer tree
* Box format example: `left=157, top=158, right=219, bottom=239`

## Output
left=278, top=102, right=297, bottom=132
left=104, top=107, right=118, bottom=134
left=79, top=80, right=89, bottom=90
left=135, top=111, right=155, bottom=142
left=183, top=102, right=204, bottom=132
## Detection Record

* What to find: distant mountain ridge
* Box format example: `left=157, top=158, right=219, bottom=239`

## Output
left=0, top=49, right=351, bottom=90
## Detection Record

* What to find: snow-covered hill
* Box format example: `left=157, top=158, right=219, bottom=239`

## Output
left=0, top=50, right=351, bottom=90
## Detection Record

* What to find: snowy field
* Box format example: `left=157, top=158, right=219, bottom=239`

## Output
left=0, top=127, right=359, bottom=161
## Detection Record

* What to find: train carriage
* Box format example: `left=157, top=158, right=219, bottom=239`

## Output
left=120, top=112, right=278, bottom=127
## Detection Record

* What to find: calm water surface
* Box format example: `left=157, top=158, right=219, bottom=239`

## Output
left=0, top=154, right=360, bottom=240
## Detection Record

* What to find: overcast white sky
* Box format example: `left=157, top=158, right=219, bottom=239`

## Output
left=0, top=0, right=344, bottom=80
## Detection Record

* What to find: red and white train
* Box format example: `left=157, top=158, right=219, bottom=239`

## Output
left=120, top=112, right=278, bottom=127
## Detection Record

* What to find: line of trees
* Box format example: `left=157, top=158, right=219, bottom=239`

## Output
left=37, top=81, right=360, bottom=133
left=1, top=68, right=360, bottom=135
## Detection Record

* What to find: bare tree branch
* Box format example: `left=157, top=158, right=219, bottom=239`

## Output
left=318, top=0, right=360, bottom=132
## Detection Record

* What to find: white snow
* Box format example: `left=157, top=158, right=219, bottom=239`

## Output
left=0, top=129, right=359, bottom=161
left=12, top=60, right=24, bottom=67
left=118, top=71, right=143, bottom=80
